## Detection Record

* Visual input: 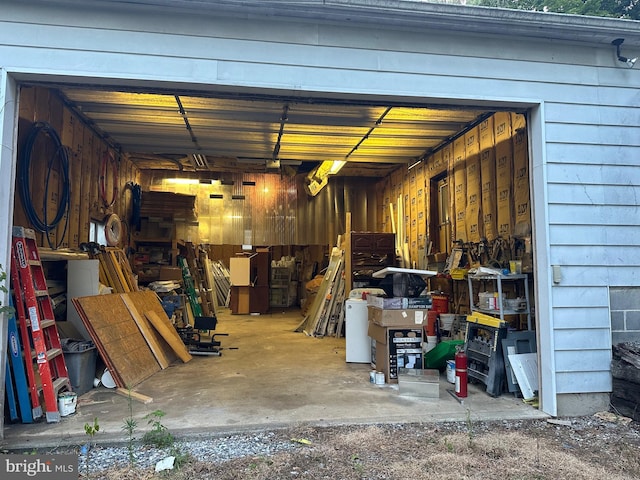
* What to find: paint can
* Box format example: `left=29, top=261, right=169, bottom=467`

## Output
left=58, top=392, right=77, bottom=416
left=369, top=370, right=376, bottom=383
left=446, top=360, right=456, bottom=384
left=375, top=371, right=385, bottom=385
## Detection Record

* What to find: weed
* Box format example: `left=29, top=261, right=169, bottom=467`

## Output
left=443, top=437, right=454, bottom=452
left=351, top=453, right=364, bottom=474
left=170, top=445, right=192, bottom=469
left=143, top=409, right=174, bottom=448
left=121, top=387, right=137, bottom=467
left=465, top=408, right=474, bottom=447
left=83, top=417, right=100, bottom=479
left=0, top=263, right=15, bottom=316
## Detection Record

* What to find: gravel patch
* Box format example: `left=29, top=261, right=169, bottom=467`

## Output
left=75, top=430, right=296, bottom=471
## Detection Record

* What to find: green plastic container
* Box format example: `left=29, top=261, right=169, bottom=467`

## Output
left=424, top=340, right=464, bottom=370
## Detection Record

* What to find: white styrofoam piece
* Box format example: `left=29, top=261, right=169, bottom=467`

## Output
left=508, top=353, right=539, bottom=400
left=372, top=267, right=438, bottom=278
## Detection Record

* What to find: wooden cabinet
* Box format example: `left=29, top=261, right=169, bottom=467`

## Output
left=229, top=248, right=271, bottom=314
left=132, top=238, right=178, bottom=284
left=345, top=232, right=396, bottom=294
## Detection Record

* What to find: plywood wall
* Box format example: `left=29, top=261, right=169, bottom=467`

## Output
left=15, top=86, right=139, bottom=250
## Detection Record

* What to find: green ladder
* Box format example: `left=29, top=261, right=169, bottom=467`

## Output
left=179, top=256, right=203, bottom=318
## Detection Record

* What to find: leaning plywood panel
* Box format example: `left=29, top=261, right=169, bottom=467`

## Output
left=121, top=294, right=173, bottom=369
left=73, top=294, right=161, bottom=388
left=71, top=297, right=124, bottom=388
left=121, top=290, right=179, bottom=366
left=144, top=311, right=193, bottom=363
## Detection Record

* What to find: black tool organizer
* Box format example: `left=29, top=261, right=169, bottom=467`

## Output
left=464, top=315, right=508, bottom=397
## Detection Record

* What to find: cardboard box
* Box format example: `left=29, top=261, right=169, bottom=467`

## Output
left=367, top=296, right=431, bottom=310
left=368, top=306, right=428, bottom=327
left=368, top=323, right=423, bottom=383
left=398, top=368, right=440, bottom=398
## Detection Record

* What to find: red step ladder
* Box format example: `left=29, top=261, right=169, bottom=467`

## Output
left=11, top=226, right=71, bottom=423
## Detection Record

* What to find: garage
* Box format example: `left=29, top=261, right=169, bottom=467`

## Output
left=2, top=0, right=639, bottom=441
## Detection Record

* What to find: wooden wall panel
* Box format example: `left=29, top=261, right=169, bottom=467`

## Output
left=50, top=93, right=69, bottom=248
left=13, top=87, right=35, bottom=231
left=15, top=86, right=140, bottom=249
left=79, top=127, right=93, bottom=244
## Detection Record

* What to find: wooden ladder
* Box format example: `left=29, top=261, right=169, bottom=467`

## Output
left=11, top=226, right=71, bottom=423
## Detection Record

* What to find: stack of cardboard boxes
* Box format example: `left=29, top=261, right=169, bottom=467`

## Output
left=367, top=302, right=428, bottom=384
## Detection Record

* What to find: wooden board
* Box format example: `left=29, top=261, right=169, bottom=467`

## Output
left=121, top=294, right=172, bottom=369
left=115, top=388, right=153, bottom=404
left=121, top=290, right=179, bottom=364
left=73, top=294, right=161, bottom=388
left=144, top=310, right=193, bottom=363
left=71, top=297, right=123, bottom=388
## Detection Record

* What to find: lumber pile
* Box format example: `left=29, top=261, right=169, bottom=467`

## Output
left=611, top=342, right=640, bottom=421
left=210, top=259, right=231, bottom=307
left=83, top=244, right=139, bottom=293
left=182, top=242, right=216, bottom=317
left=140, top=191, right=197, bottom=222
left=296, top=247, right=345, bottom=337
left=71, top=291, right=191, bottom=389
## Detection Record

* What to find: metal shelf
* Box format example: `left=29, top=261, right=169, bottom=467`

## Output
left=467, top=273, right=531, bottom=330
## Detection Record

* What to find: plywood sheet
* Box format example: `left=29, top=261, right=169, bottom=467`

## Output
left=71, top=297, right=123, bottom=388
left=121, top=291, right=179, bottom=366
left=73, top=294, right=160, bottom=388
left=121, top=294, right=172, bottom=369
left=145, top=311, right=193, bottom=363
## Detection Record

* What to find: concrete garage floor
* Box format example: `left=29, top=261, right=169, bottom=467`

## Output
left=2, top=308, right=547, bottom=449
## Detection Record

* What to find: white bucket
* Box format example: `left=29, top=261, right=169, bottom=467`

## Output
left=440, top=314, right=456, bottom=332
left=446, top=360, right=456, bottom=384
left=101, top=369, right=116, bottom=389
left=423, top=335, right=438, bottom=354
left=58, top=392, right=77, bottom=416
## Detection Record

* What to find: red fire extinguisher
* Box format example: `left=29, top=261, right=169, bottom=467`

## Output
left=455, top=346, right=468, bottom=398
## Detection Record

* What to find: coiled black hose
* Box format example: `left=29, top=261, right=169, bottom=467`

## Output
left=18, top=121, right=70, bottom=249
